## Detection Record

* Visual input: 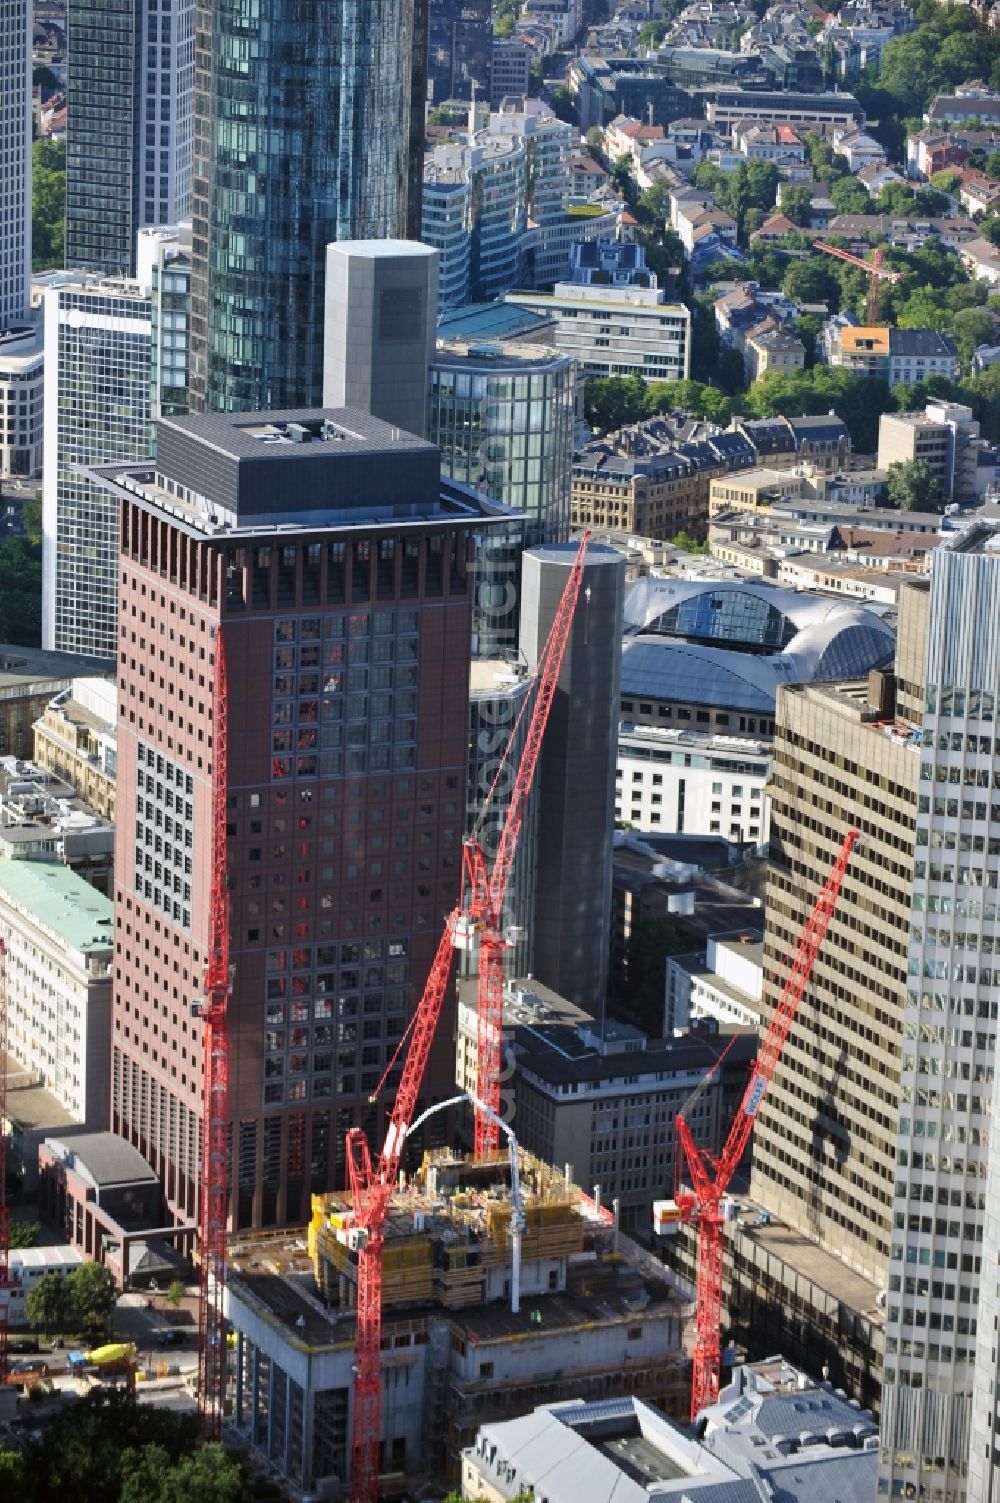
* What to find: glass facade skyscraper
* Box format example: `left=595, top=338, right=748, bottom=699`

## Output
left=65, top=0, right=193, bottom=276
left=189, top=0, right=425, bottom=413
left=0, top=0, right=30, bottom=325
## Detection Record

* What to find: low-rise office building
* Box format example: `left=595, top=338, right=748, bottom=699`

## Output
left=666, top=929, right=763, bottom=1031
left=877, top=401, right=987, bottom=502
left=0, top=324, right=43, bottom=480
left=616, top=721, right=770, bottom=846
left=0, top=644, right=110, bottom=761
left=507, top=242, right=691, bottom=382
left=462, top=1362, right=878, bottom=1503
left=0, top=858, right=113, bottom=1129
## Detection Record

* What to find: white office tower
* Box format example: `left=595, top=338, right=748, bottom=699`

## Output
left=0, top=0, right=31, bottom=325
left=41, top=256, right=165, bottom=656
left=880, top=542, right=1000, bottom=1502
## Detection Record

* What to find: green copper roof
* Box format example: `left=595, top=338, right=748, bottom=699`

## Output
left=0, top=859, right=113, bottom=954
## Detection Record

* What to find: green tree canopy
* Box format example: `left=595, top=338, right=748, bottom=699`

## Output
left=781, top=257, right=841, bottom=307
left=949, top=307, right=998, bottom=367
left=32, top=136, right=64, bottom=272
left=67, top=1261, right=119, bottom=1333
left=120, top=1443, right=248, bottom=1503
left=10, top=1218, right=39, bottom=1249
left=828, top=176, right=871, bottom=215
left=26, top=1270, right=67, bottom=1335
left=886, top=458, right=942, bottom=511
left=778, top=184, right=815, bottom=228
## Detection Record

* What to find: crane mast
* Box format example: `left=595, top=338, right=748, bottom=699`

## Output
left=345, top=535, right=592, bottom=1501
left=196, top=630, right=231, bottom=1441
left=812, top=241, right=904, bottom=323
left=675, top=829, right=859, bottom=1420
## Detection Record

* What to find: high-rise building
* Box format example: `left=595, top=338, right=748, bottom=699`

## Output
left=428, top=0, right=492, bottom=104
left=188, top=0, right=423, bottom=414
left=881, top=539, right=1000, bottom=1502
left=428, top=338, right=576, bottom=654
left=93, top=407, right=503, bottom=1230
left=323, top=241, right=440, bottom=442
left=519, top=544, right=624, bottom=1013
left=141, top=222, right=192, bottom=422
left=65, top=0, right=194, bottom=275
left=41, top=269, right=163, bottom=658
left=0, top=0, right=31, bottom=325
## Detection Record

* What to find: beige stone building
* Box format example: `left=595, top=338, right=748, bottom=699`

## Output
left=32, top=675, right=116, bottom=820
left=572, top=447, right=727, bottom=541
left=0, top=645, right=111, bottom=761
left=708, top=468, right=810, bottom=518
left=744, top=325, right=806, bottom=383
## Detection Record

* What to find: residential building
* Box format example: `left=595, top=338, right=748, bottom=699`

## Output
left=733, top=120, right=807, bottom=164
left=878, top=403, right=984, bottom=503
left=490, top=40, right=532, bottom=107
left=225, top=1154, right=690, bottom=1490
left=570, top=151, right=608, bottom=198
left=744, top=325, right=806, bottom=382
left=520, top=544, right=623, bottom=1012
left=463, top=1364, right=878, bottom=1503
left=65, top=0, right=193, bottom=275
left=571, top=433, right=754, bottom=543
left=616, top=721, right=771, bottom=846
left=507, top=242, right=691, bottom=382
left=33, top=676, right=117, bottom=821
left=926, top=91, right=1000, bottom=126
left=0, top=858, right=113, bottom=1130
left=6, top=1246, right=86, bottom=1329
left=959, top=235, right=1000, bottom=288
left=0, top=0, right=31, bottom=325
left=907, top=128, right=969, bottom=180
left=827, top=324, right=960, bottom=386
left=833, top=127, right=886, bottom=171
left=323, top=240, right=440, bottom=444
left=0, top=324, right=43, bottom=480
left=188, top=0, right=423, bottom=413
left=958, top=167, right=1000, bottom=216
left=428, top=339, right=576, bottom=654
left=423, top=133, right=527, bottom=306
left=41, top=271, right=157, bottom=659
left=428, top=0, right=491, bottom=104
left=94, top=407, right=505, bottom=1231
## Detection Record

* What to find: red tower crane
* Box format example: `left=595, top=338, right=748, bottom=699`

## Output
left=344, top=534, right=591, bottom=1502
left=467, top=532, right=590, bottom=1159
left=813, top=241, right=904, bottom=324
left=195, top=630, right=231, bottom=1441
left=0, top=939, right=9, bottom=1387
left=674, top=829, right=859, bottom=1421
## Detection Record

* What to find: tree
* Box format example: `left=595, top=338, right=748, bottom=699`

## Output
left=829, top=176, right=871, bottom=215
left=637, top=178, right=671, bottom=226
left=949, top=307, right=997, bottom=368
left=68, top=1261, right=119, bottom=1334
left=638, top=18, right=669, bottom=49
left=10, top=1218, right=39, bottom=1249
left=28, top=1389, right=198, bottom=1503
left=32, top=136, right=65, bottom=271
left=166, top=1279, right=186, bottom=1310
left=0, top=535, right=41, bottom=646
left=548, top=84, right=575, bottom=125
left=782, top=257, right=841, bottom=307
left=621, top=915, right=693, bottom=1034
left=585, top=125, right=604, bottom=156
left=611, top=153, right=633, bottom=194
left=668, top=530, right=709, bottom=554
left=120, top=1444, right=247, bottom=1503
left=584, top=374, right=648, bottom=431
left=779, top=184, right=816, bottom=228
left=886, top=458, right=941, bottom=512
left=26, top=1271, right=67, bottom=1335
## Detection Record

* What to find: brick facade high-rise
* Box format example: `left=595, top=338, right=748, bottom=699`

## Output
left=95, top=409, right=502, bottom=1230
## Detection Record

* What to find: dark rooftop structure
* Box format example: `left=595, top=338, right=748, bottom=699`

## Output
left=90, top=406, right=514, bottom=540
left=44, top=1131, right=158, bottom=1189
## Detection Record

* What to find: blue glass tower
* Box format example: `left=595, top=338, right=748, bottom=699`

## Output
left=189, top=0, right=427, bottom=412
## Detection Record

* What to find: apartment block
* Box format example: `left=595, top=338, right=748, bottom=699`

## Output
left=95, top=407, right=503, bottom=1231
left=878, top=403, right=984, bottom=504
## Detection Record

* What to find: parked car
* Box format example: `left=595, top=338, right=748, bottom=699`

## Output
left=157, top=1330, right=187, bottom=1347
left=9, top=1337, right=39, bottom=1354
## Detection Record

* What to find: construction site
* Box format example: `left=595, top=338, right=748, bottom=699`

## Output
left=222, top=1146, right=691, bottom=1496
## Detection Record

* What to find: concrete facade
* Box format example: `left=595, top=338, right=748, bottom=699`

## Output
left=519, top=544, right=624, bottom=1014
left=33, top=676, right=117, bottom=821
left=0, top=325, right=43, bottom=480
left=323, top=240, right=439, bottom=443
left=0, top=0, right=30, bottom=325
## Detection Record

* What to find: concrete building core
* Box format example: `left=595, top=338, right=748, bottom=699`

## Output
left=323, top=240, right=439, bottom=441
